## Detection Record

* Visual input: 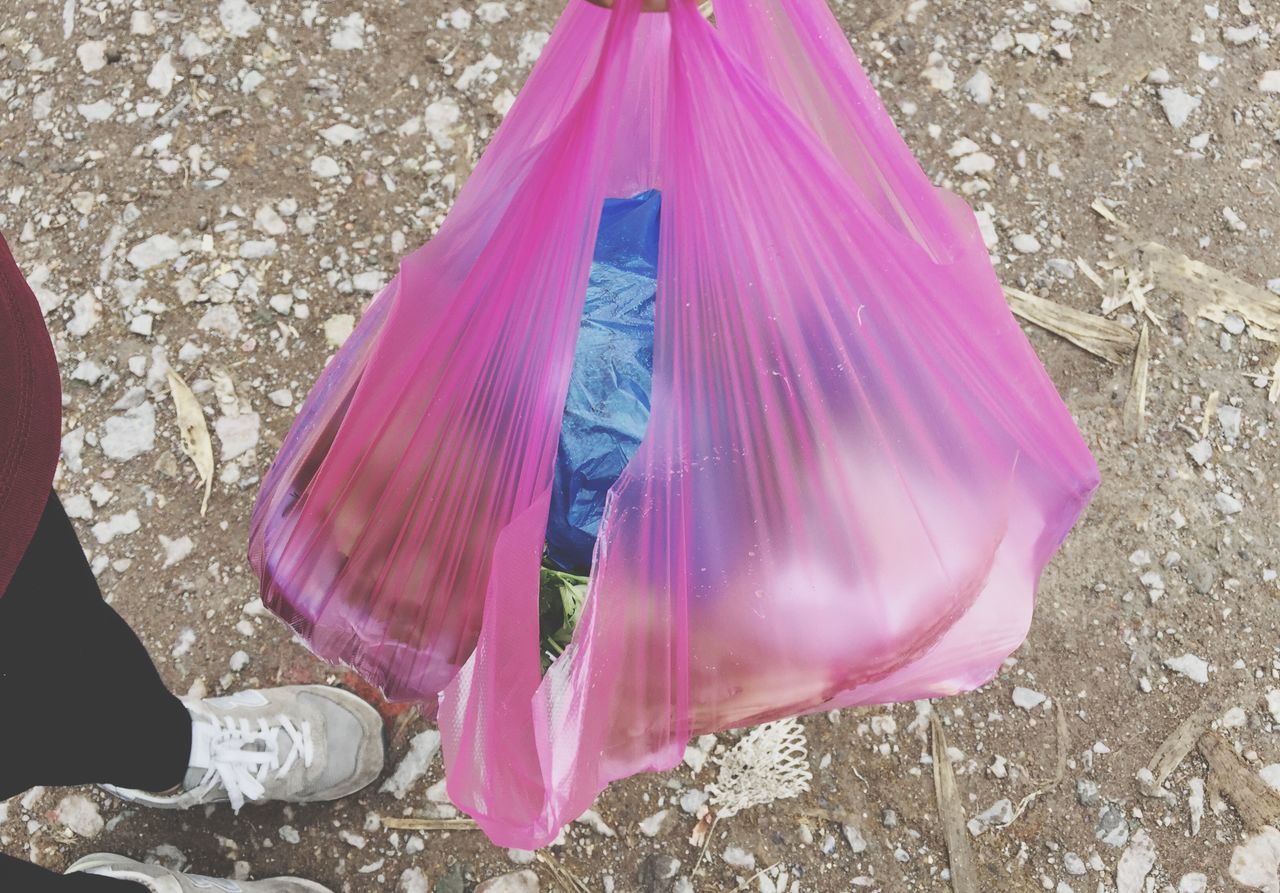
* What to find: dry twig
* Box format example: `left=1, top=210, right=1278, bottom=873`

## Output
left=931, top=714, right=978, bottom=893
left=1003, top=286, right=1139, bottom=365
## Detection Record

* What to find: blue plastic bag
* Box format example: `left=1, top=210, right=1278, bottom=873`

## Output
left=545, top=190, right=661, bottom=573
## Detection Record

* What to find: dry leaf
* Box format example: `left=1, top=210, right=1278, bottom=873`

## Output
left=1132, top=240, right=1280, bottom=338
left=1198, top=733, right=1280, bottom=830
left=1004, top=286, right=1139, bottom=365
left=1142, top=696, right=1223, bottom=795
left=166, top=370, right=214, bottom=515
left=1201, top=390, right=1220, bottom=439
left=1123, top=323, right=1150, bottom=437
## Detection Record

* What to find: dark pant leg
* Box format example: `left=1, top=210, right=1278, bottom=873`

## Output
left=0, top=492, right=192, bottom=799
left=0, top=854, right=143, bottom=892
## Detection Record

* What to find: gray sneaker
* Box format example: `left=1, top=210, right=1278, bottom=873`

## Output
left=103, top=685, right=385, bottom=812
left=67, top=853, right=332, bottom=892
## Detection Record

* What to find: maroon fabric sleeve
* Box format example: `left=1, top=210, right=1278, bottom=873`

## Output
left=0, top=231, right=62, bottom=598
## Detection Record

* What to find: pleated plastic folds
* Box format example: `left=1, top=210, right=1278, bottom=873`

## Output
left=249, top=0, right=1098, bottom=847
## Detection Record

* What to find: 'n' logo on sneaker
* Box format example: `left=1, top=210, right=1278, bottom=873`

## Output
left=189, top=876, right=243, bottom=892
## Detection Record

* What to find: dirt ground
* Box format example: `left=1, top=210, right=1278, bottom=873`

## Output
left=3, top=0, right=1280, bottom=891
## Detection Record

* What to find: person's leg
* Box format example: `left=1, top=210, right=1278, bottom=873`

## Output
left=0, top=492, right=192, bottom=800
left=0, top=854, right=142, bottom=892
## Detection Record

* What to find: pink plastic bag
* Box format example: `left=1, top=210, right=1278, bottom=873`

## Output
left=250, top=0, right=1097, bottom=847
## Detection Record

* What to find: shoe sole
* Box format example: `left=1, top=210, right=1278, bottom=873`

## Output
left=67, top=854, right=334, bottom=892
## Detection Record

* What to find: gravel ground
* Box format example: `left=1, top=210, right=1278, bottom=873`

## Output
left=3, top=1, right=1280, bottom=891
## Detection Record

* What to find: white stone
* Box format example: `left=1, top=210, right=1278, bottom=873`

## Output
left=320, top=123, right=363, bottom=145
left=455, top=53, right=503, bottom=90
left=1188, top=439, right=1212, bottom=466
left=219, top=0, right=262, bottom=37
left=1199, top=53, right=1224, bottom=71
left=353, top=271, right=388, bottom=293
left=72, top=360, right=105, bottom=385
left=1216, top=491, right=1243, bottom=515
left=476, top=871, right=538, bottom=893
left=1159, top=87, right=1201, bottom=128
left=449, top=8, right=472, bottom=29
left=148, top=53, right=177, bottom=96
left=1261, top=765, right=1280, bottom=792
left=922, top=53, right=955, bottom=91
left=844, top=824, right=868, bottom=853
left=1230, top=826, right=1280, bottom=893
left=160, top=534, right=194, bottom=568
left=311, top=155, right=342, bottom=178
left=240, top=238, right=277, bottom=259
left=493, top=90, right=517, bottom=116
left=131, top=11, right=156, bottom=35
left=63, top=494, right=93, bottom=520
left=229, top=651, right=250, bottom=672
left=1260, top=72, right=1280, bottom=93
left=1015, top=32, right=1044, bottom=53
left=77, top=100, right=115, bottom=122
left=1219, top=404, right=1243, bottom=437
left=1050, top=0, right=1092, bottom=12
left=575, top=809, right=616, bottom=837
left=129, top=315, right=154, bottom=337
left=127, top=234, right=180, bottom=270
left=380, top=730, right=442, bottom=798
left=1117, top=831, right=1156, bottom=893
left=1012, top=686, right=1047, bottom=709
left=1164, top=653, right=1209, bottom=684
left=424, top=98, right=461, bottom=149
left=92, top=510, right=140, bottom=545
left=102, top=403, right=156, bottom=460
left=955, top=152, right=996, bottom=175
left=77, top=40, right=107, bottom=73
left=1178, top=873, right=1207, bottom=893
left=180, top=33, right=213, bottom=60
left=1089, top=91, right=1119, bottom=108
left=215, top=411, right=261, bottom=461
left=638, top=810, right=669, bottom=837
left=1013, top=234, right=1042, bottom=254
left=254, top=205, right=287, bottom=236
left=974, top=209, right=998, bottom=249
left=56, top=794, right=104, bottom=838
left=517, top=31, right=550, bottom=66
left=331, top=13, right=366, bottom=50
left=964, top=70, right=993, bottom=105
left=199, top=305, right=243, bottom=339
left=967, top=799, right=1014, bottom=836
left=399, top=868, right=430, bottom=893
left=476, top=2, right=509, bottom=23
left=1225, top=24, right=1260, bottom=44
left=723, top=847, right=756, bottom=870
left=679, top=788, right=709, bottom=814
left=324, top=314, right=356, bottom=348
left=67, top=292, right=101, bottom=337
left=268, top=389, right=293, bottom=407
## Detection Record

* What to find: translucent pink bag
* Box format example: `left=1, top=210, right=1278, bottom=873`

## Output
left=250, top=0, right=1098, bottom=847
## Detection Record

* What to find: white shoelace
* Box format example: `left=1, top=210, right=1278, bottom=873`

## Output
left=190, top=713, right=315, bottom=812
